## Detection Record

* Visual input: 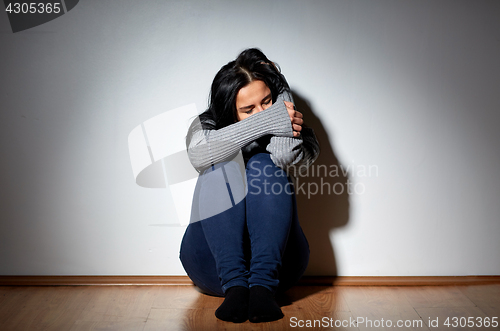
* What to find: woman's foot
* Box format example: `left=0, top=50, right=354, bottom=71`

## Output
left=248, top=285, right=284, bottom=323
left=215, top=286, right=249, bottom=323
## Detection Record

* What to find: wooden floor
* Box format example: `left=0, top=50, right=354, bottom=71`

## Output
left=0, top=284, right=499, bottom=330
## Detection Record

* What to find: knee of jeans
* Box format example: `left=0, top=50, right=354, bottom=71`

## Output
left=246, top=153, right=289, bottom=183
left=247, top=153, right=279, bottom=174
left=247, top=152, right=271, bottom=163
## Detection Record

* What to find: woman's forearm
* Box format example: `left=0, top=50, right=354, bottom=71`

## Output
left=266, top=127, right=320, bottom=176
left=187, top=94, right=294, bottom=172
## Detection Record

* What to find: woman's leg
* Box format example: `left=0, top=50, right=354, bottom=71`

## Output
left=245, top=153, right=299, bottom=291
left=180, top=160, right=250, bottom=322
left=180, top=159, right=250, bottom=294
left=179, top=221, right=224, bottom=297
left=198, top=161, right=249, bottom=293
left=180, top=154, right=309, bottom=322
left=277, top=183, right=310, bottom=293
left=245, top=153, right=309, bottom=322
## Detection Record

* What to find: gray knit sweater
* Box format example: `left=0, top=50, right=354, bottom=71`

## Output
left=187, top=92, right=320, bottom=176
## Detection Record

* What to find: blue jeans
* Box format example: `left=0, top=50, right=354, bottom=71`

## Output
left=180, top=153, right=309, bottom=296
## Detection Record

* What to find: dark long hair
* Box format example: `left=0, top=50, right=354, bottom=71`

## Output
left=187, top=48, right=290, bottom=147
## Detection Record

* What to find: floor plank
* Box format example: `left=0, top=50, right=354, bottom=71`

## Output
left=402, top=286, right=476, bottom=308
left=279, top=286, right=351, bottom=313
left=0, top=284, right=499, bottom=330
left=152, top=286, right=214, bottom=309
left=341, top=287, right=430, bottom=330
left=0, top=287, right=94, bottom=330
left=459, top=284, right=500, bottom=317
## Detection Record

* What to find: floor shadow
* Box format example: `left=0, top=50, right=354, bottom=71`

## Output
left=276, top=285, right=333, bottom=307
left=291, top=90, right=350, bottom=277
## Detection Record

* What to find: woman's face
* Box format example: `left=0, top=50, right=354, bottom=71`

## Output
left=235, top=80, right=272, bottom=121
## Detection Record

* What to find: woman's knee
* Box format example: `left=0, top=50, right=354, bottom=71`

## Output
left=246, top=153, right=288, bottom=181
left=246, top=153, right=294, bottom=197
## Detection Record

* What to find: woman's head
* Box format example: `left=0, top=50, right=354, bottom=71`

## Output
left=205, top=48, right=290, bottom=129
left=234, top=79, right=272, bottom=121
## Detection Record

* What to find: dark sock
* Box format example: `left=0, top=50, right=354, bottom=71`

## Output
left=248, top=285, right=284, bottom=323
left=215, top=286, right=249, bottom=323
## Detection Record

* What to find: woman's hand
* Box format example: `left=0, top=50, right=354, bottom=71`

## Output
left=284, top=101, right=303, bottom=137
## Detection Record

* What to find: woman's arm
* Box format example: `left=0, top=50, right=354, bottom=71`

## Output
left=266, top=127, right=320, bottom=176
left=265, top=92, right=320, bottom=176
left=187, top=93, right=294, bottom=172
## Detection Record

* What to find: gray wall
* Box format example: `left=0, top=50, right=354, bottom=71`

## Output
left=0, top=0, right=499, bottom=276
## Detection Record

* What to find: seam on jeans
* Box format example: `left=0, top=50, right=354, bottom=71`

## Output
left=220, top=164, right=236, bottom=207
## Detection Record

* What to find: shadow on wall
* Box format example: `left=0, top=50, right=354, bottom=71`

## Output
left=292, top=91, right=350, bottom=276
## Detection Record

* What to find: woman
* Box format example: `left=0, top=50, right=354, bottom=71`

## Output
left=180, top=48, right=320, bottom=323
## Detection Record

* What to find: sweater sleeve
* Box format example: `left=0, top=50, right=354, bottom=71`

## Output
left=265, top=92, right=320, bottom=176
left=187, top=93, right=294, bottom=172
left=266, top=127, right=320, bottom=176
